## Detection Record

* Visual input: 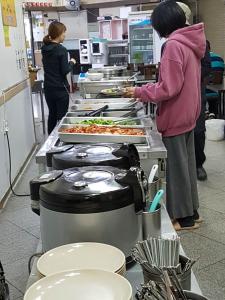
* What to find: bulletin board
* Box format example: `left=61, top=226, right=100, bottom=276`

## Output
left=0, top=0, right=28, bottom=92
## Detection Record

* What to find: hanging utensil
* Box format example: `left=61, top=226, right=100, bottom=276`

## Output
left=148, top=165, right=159, bottom=184
left=149, top=190, right=164, bottom=213
left=126, top=71, right=141, bottom=82
left=114, top=114, right=151, bottom=124
left=120, top=106, right=144, bottom=118
left=85, top=105, right=109, bottom=117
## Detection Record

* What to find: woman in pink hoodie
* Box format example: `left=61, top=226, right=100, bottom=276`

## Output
left=124, top=0, right=206, bottom=230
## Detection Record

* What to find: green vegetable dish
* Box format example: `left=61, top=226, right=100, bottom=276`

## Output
left=79, top=119, right=136, bottom=126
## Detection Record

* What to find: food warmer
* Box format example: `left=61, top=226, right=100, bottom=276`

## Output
left=46, top=143, right=140, bottom=170
left=32, top=143, right=140, bottom=215
left=30, top=166, right=148, bottom=259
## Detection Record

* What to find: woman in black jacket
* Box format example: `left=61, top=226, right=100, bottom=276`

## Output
left=42, top=21, right=76, bottom=134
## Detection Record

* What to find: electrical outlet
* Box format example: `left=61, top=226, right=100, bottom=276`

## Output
left=3, top=120, right=9, bottom=134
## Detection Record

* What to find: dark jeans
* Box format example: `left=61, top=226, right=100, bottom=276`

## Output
left=45, top=89, right=69, bottom=135
left=194, top=130, right=206, bottom=168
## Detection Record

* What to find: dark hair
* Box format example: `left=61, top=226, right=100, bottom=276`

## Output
left=151, top=0, right=186, bottom=38
left=43, top=21, right=66, bottom=44
left=206, top=40, right=211, bottom=51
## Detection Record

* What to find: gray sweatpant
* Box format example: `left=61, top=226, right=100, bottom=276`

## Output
left=163, top=130, right=199, bottom=220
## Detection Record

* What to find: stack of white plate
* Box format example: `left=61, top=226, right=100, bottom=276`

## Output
left=24, top=269, right=133, bottom=300
left=37, top=242, right=126, bottom=278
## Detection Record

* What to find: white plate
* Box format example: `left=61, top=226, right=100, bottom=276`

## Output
left=24, top=269, right=133, bottom=300
left=37, top=242, right=126, bottom=277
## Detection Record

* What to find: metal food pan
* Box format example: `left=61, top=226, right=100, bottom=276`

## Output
left=66, top=111, right=135, bottom=118
left=58, top=124, right=147, bottom=144
left=60, top=117, right=141, bottom=125
left=74, top=98, right=135, bottom=104
left=71, top=103, right=134, bottom=111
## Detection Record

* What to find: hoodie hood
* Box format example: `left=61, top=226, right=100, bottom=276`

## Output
left=42, top=42, right=60, bottom=53
left=169, top=23, right=206, bottom=59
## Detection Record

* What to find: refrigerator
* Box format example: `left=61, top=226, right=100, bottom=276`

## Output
left=128, top=11, right=164, bottom=65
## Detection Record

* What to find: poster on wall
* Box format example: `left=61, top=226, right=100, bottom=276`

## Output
left=3, top=25, right=11, bottom=46
left=1, top=0, right=17, bottom=27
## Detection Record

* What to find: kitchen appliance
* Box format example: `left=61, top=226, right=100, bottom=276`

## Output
left=91, top=41, right=108, bottom=68
left=24, top=270, right=133, bottom=300
left=107, top=40, right=129, bottom=66
left=79, top=39, right=91, bottom=64
left=30, top=166, right=148, bottom=259
left=46, top=143, right=140, bottom=170
left=128, top=11, right=165, bottom=64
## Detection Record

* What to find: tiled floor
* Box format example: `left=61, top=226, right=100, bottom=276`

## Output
left=179, top=140, right=225, bottom=300
left=1, top=113, right=225, bottom=299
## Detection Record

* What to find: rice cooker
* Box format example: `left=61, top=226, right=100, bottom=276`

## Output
left=46, top=143, right=140, bottom=170
left=30, top=166, right=148, bottom=259
left=30, top=143, right=140, bottom=216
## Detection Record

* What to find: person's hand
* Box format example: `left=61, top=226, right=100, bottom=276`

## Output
left=123, top=87, right=135, bottom=98
left=70, top=58, right=76, bottom=64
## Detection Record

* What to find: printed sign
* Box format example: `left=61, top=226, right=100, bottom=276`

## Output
left=1, top=0, right=17, bottom=27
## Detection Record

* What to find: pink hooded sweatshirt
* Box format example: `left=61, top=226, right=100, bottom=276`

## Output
left=135, top=23, right=206, bottom=137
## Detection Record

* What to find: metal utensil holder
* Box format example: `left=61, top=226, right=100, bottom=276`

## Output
left=142, top=255, right=191, bottom=291
left=181, top=291, right=208, bottom=300
left=142, top=203, right=161, bottom=240
left=148, top=176, right=161, bottom=200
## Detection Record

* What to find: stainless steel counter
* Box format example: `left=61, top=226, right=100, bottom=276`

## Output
left=25, top=205, right=202, bottom=297
left=78, top=78, right=135, bottom=98
left=35, top=118, right=167, bottom=177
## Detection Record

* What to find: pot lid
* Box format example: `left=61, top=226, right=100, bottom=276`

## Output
left=40, top=166, right=132, bottom=214
left=49, top=143, right=140, bottom=170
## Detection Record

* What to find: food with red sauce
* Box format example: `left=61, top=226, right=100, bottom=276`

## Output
left=61, top=125, right=144, bottom=136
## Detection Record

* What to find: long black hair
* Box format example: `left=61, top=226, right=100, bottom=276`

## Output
left=151, top=0, right=186, bottom=38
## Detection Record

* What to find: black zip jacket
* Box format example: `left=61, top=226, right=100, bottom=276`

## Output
left=41, top=42, right=73, bottom=90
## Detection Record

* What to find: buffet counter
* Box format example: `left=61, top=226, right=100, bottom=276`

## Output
left=35, top=116, right=167, bottom=179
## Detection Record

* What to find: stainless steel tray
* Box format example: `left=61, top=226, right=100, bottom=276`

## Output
left=71, top=103, right=133, bottom=111
left=58, top=124, right=147, bottom=144
left=66, top=111, right=134, bottom=118
left=61, top=117, right=141, bottom=125
left=74, top=98, right=134, bottom=104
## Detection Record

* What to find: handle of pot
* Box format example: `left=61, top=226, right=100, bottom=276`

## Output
left=112, top=144, right=140, bottom=167
left=30, top=170, right=63, bottom=201
left=46, top=145, right=73, bottom=167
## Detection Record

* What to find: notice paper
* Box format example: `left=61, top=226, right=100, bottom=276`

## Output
left=3, top=25, right=11, bottom=47
left=1, top=0, right=17, bottom=27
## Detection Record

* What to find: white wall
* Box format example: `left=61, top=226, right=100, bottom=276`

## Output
left=198, top=0, right=225, bottom=58
left=59, top=11, right=89, bottom=39
left=0, top=85, right=35, bottom=202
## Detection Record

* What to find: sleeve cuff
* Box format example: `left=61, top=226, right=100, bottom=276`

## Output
left=134, top=87, right=142, bottom=99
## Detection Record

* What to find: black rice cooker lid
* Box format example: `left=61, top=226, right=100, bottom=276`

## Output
left=39, top=166, right=137, bottom=214
left=47, top=143, right=140, bottom=169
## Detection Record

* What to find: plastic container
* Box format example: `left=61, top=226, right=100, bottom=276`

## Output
left=142, top=203, right=161, bottom=240
left=206, top=119, right=225, bottom=141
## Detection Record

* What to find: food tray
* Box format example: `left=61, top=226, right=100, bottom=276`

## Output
left=66, top=111, right=135, bottom=118
left=58, top=124, right=147, bottom=144
left=74, top=98, right=135, bottom=104
left=71, top=103, right=134, bottom=111
left=60, top=117, right=141, bottom=126
left=101, top=88, right=124, bottom=97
